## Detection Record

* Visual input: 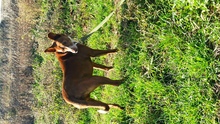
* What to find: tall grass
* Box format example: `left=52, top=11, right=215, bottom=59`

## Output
left=32, top=0, right=220, bottom=123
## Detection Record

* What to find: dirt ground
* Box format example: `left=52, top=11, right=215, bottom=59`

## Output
left=0, top=0, right=36, bottom=123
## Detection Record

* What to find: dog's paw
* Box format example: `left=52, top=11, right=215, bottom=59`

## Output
left=97, top=110, right=109, bottom=114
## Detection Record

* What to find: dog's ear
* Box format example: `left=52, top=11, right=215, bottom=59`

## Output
left=48, top=32, right=60, bottom=40
left=44, top=46, right=56, bottom=52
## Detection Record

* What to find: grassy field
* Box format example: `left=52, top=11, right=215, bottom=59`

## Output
left=32, top=0, right=220, bottom=123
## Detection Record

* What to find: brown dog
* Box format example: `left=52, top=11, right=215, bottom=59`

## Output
left=44, top=32, right=124, bottom=113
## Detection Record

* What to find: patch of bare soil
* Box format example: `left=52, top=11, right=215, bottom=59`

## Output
left=0, top=0, right=37, bottom=123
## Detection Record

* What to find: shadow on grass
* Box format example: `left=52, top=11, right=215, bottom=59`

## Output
left=78, top=110, right=92, bottom=124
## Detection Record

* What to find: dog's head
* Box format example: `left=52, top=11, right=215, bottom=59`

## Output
left=44, top=32, right=78, bottom=53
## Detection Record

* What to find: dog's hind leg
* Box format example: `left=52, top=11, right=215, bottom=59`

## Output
left=86, top=98, right=110, bottom=114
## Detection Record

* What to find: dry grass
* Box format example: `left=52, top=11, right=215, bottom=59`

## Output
left=0, top=0, right=39, bottom=123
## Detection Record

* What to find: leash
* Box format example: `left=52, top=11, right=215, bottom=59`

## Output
left=80, top=0, right=125, bottom=42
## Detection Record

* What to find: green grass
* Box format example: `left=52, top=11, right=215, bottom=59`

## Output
left=32, top=0, right=220, bottom=123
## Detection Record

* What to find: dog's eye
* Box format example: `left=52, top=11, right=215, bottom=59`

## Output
left=62, top=41, right=66, bottom=44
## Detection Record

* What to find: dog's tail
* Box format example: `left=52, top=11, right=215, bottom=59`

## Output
left=80, top=0, right=125, bottom=42
left=80, top=33, right=94, bottom=42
